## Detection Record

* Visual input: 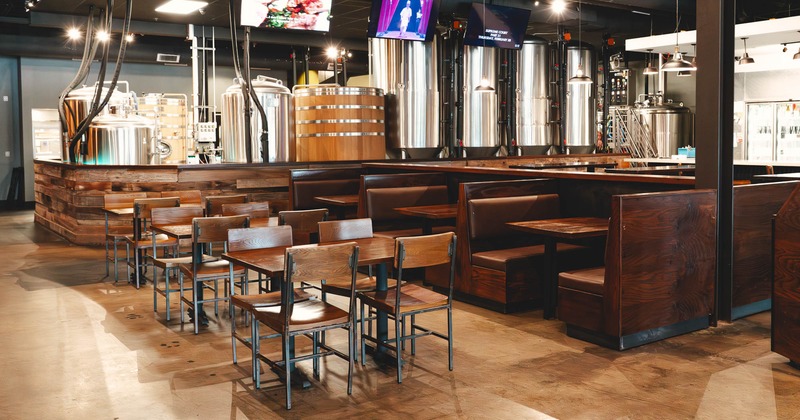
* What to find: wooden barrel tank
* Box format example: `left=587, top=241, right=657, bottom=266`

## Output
left=293, top=86, right=386, bottom=161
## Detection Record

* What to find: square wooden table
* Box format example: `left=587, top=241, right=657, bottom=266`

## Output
left=313, top=195, right=359, bottom=220
left=393, top=203, right=458, bottom=234
left=507, top=217, right=609, bottom=319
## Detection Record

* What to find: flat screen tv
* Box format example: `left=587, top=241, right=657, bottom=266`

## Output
left=463, top=3, right=530, bottom=49
left=366, top=0, right=440, bottom=42
left=240, top=0, right=332, bottom=32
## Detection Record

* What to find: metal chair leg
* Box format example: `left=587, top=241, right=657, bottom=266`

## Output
left=395, top=314, right=403, bottom=384
left=448, top=306, right=453, bottom=371
left=411, top=314, right=416, bottom=355
left=284, top=335, right=292, bottom=410
left=313, top=331, right=320, bottom=379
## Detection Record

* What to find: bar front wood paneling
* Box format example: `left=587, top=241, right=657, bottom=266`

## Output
left=34, top=160, right=305, bottom=246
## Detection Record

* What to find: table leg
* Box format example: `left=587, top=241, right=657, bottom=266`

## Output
left=543, top=238, right=558, bottom=320
left=368, top=262, right=400, bottom=366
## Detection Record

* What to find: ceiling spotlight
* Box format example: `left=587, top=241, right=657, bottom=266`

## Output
left=534, top=1, right=540, bottom=6
left=155, top=0, right=208, bottom=15
left=739, top=37, right=754, bottom=65
left=125, top=33, right=135, bottom=43
left=551, top=0, right=566, bottom=13
left=25, top=1, right=34, bottom=8
left=67, top=28, right=81, bottom=40
left=325, top=47, right=339, bottom=60
left=96, top=31, right=110, bottom=42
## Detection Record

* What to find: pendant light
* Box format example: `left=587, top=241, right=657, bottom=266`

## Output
left=794, top=48, right=800, bottom=60
left=739, top=37, right=755, bottom=65
left=677, top=44, right=696, bottom=77
left=661, top=0, right=696, bottom=72
left=568, top=0, right=593, bottom=85
left=474, top=0, right=495, bottom=93
left=643, top=49, right=659, bottom=75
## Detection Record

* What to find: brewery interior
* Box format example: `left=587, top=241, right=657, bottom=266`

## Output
left=2, top=0, right=800, bottom=418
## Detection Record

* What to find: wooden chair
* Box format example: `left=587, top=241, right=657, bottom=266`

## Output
left=227, top=226, right=312, bottom=374
left=278, top=208, right=329, bottom=245
left=125, top=197, right=181, bottom=288
left=179, top=215, right=250, bottom=334
left=223, top=202, right=273, bottom=293
left=205, top=194, right=249, bottom=216
left=103, top=192, right=147, bottom=282
left=358, top=232, right=457, bottom=383
left=151, top=206, right=214, bottom=322
left=251, top=242, right=359, bottom=409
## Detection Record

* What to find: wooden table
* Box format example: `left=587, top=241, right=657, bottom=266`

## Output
left=394, top=203, right=458, bottom=234
left=509, top=162, right=618, bottom=172
left=507, top=217, right=609, bottom=319
left=313, top=194, right=359, bottom=220
left=605, top=165, right=696, bottom=175
left=222, top=236, right=396, bottom=382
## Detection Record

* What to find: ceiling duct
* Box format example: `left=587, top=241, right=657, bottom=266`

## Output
left=156, top=53, right=180, bottom=63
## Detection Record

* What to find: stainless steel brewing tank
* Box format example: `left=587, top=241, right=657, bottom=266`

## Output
left=370, top=38, right=440, bottom=159
left=463, top=45, right=499, bottom=157
left=62, top=85, right=127, bottom=162
left=565, top=43, right=596, bottom=154
left=637, top=103, right=694, bottom=157
left=84, top=114, right=156, bottom=165
left=221, top=77, right=294, bottom=163
left=515, top=37, right=551, bottom=155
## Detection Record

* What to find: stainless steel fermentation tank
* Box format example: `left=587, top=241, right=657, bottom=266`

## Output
left=84, top=114, right=157, bottom=165
left=637, top=102, right=694, bottom=157
left=515, top=37, right=552, bottom=155
left=62, top=84, right=129, bottom=162
left=370, top=38, right=440, bottom=159
left=462, top=45, right=499, bottom=157
left=564, top=43, right=596, bottom=154
left=220, top=76, right=294, bottom=163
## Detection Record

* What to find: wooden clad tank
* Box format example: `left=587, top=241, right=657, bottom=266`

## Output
left=293, top=85, right=386, bottom=161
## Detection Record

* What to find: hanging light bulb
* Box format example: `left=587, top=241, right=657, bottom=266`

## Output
left=474, top=0, right=495, bottom=93
left=568, top=0, right=593, bottom=85
left=794, top=48, right=800, bottom=60
left=739, top=37, right=754, bottom=65
left=661, top=0, right=696, bottom=72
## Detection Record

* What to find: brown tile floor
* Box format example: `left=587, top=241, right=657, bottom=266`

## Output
left=1, top=210, right=799, bottom=419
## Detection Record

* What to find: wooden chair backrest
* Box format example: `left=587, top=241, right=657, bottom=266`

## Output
left=395, top=232, right=456, bottom=270
left=133, top=197, right=180, bottom=219
left=279, top=208, right=329, bottom=244
left=285, top=242, right=358, bottom=286
left=228, top=225, right=293, bottom=252
left=318, top=218, right=373, bottom=243
left=192, top=215, right=250, bottom=244
left=104, top=192, right=148, bottom=209
left=161, top=190, right=202, bottom=204
left=205, top=194, right=249, bottom=216
left=222, top=202, right=271, bottom=218
left=151, top=206, right=203, bottom=227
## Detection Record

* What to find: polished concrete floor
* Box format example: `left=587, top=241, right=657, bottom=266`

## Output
left=1, top=210, right=799, bottom=419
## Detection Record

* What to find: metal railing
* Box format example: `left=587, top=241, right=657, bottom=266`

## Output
left=610, top=106, right=658, bottom=162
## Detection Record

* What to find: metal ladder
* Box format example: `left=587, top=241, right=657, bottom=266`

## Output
left=610, top=106, right=658, bottom=162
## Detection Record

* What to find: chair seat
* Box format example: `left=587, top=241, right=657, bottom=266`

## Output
left=126, top=233, right=177, bottom=249
left=471, top=243, right=583, bottom=272
left=558, top=267, right=605, bottom=295
left=231, top=289, right=314, bottom=312
left=322, top=277, right=399, bottom=296
left=359, top=283, right=448, bottom=313
left=153, top=254, right=217, bottom=269
left=253, top=299, right=349, bottom=333
left=180, top=260, right=246, bottom=279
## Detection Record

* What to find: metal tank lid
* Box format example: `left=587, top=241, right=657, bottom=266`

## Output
left=226, top=76, right=291, bottom=94
left=67, top=85, right=126, bottom=100
left=90, top=113, right=155, bottom=128
left=522, top=36, right=548, bottom=44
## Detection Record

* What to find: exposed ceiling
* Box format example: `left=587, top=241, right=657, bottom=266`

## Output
left=0, top=0, right=798, bottom=66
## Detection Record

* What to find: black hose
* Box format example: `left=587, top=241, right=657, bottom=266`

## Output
left=244, top=28, right=270, bottom=163
left=59, top=6, right=97, bottom=139
left=228, top=0, right=252, bottom=162
left=70, top=0, right=134, bottom=158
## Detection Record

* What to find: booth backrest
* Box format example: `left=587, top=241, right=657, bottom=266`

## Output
left=366, top=185, right=449, bottom=223
left=468, top=194, right=560, bottom=241
left=358, top=172, right=447, bottom=218
left=289, top=168, right=363, bottom=210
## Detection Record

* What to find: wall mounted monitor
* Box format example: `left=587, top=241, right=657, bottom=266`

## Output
left=463, top=3, right=530, bottom=49
left=366, top=0, right=440, bottom=42
left=240, top=0, right=332, bottom=32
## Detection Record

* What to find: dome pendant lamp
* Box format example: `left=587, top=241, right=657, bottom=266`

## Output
left=661, top=0, right=696, bottom=72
